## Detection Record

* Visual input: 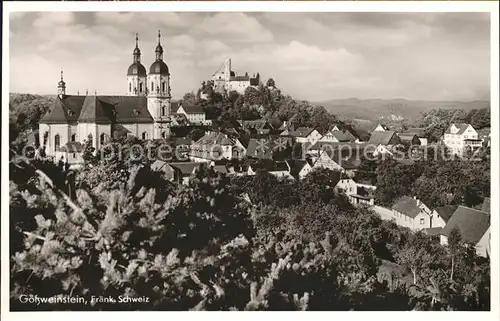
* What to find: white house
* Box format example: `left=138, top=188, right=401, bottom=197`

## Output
left=311, top=151, right=344, bottom=172
left=287, top=127, right=322, bottom=145
left=440, top=206, right=490, bottom=258
left=174, top=104, right=211, bottom=125
left=443, top=123, right=483, bottom=156
left=391, top=196, right=433, bottom=231
left=190, top=131, right=246, bottom=162
left=335, top=178, right=357, bottom=195
left=285, top=159, right=313, bottom=180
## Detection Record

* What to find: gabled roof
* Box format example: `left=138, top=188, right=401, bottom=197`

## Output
left=40, top=95, right=86, bottom=124
left=398, top=133, right=419, bottom=142
left=434, top=205, right=459, bottom=223
left=392, top=196, right=428, bottom=218
left=170, top=101, right=180, bottom=113
left=98, top=96, right=153, bottom=124
left=375, top=124, right=390, bottom=131
left=179, top=104, right=204, bottom=114
left=195, top=131, right=236, bottom=146
left=445, top=123, right=471, bottom=135
left=246, top=138, right=273, bottom=159
left=285, top=159, right=310, bottom=177
left=170, top=162, right=203, bottom=176
left=368, top=131, right=399, bottom=145
left=325, top=130, right=353, bottom=142
left=290, top=127, right=316, bottom=137
left=441, top=206, right=490, bottom=244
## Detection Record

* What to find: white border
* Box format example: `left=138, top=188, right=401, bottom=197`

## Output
left=2, top=2, right=499, bottom=321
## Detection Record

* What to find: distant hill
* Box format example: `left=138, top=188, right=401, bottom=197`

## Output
left=314, top=98, right=490, bottom=122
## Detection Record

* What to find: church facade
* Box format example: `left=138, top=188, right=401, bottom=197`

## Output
left=39, top=32, right=172, bottom=158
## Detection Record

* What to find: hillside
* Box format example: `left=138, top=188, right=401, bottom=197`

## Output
left=315, top=98, right=490, bottom=122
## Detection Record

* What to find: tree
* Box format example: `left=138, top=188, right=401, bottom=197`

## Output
left=447, top=228, right=462, bottom=281
left=181, top=92, right=197, bottom=106
left=266, top=78, right=276, bottom=88
left=309, top=106, right=337, bottom=134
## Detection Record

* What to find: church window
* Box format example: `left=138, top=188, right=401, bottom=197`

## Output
left=161, top=131, right=166, bottom=139
left=129, top=83, right=132, bottom=92
left=54, top=134, right=60, bottom=152
left=162, top=82, right=165, bottom=92
left=100, top=133, right=106, bottom=145
left=139, top=83, right=143, bottom=93
left=151, top=82, right=154, bottom=91
left=142, top=132, right=148, bottom=140
left=88, top=134, right=93, bottom=147
left=43, top=132, right=49, bottom=146
left=71, top=134, right=76, bottom=142
left=161, top=105, right=166, bottom=116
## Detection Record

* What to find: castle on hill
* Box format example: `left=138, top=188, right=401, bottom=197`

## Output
left=211, top=58, right=260, bottom=94
left=39, top=31, right=173, bottom=161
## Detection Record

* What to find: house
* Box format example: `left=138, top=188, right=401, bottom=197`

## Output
left=318, top=125, right=359, bottom=143
left=245, top=137, right=294, bottom=160
left=368, top=131, right=401, bottom=156
left=329, top=124, right=361, bottom=142
left=431, top=205, right=459, bottom=228
left=440, top=206, right=490, bottom=258
left=151, top=161, right=204, bottom=185
left=349, top=194, right=375, bottom=207
left=311, top=150, right=344, bottom=172
left=173, top=103, right=211, bottom=126
left=190, top=131, right=246, bottom=162
left=373, top=124, right=390, bottom=132
left=443, top=123, right=483, bottom=156
left=335, top=178, right=357, bottom=195
left=285, top=159, right=312, bottom=180
left=404, top=128, right=428, bottom=146
left=286, top=127, right=322, bottom=145
left=54, top=141, right=84, bottom=167
left=391, top=196, right=433, bottom=230
left=248, top=161, right=294, bottom=179
left=398, top=133, right=421, bottom=145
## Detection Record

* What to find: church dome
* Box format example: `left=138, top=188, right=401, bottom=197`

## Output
left=127, top=62, right=147, bottom=76
left=149, top=60, right=169, bottom=75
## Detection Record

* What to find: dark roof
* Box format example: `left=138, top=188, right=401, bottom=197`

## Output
left=127, top=62, right=147, bottom=77
left=195, top=132, right=235, bottom=145
left=179, top=104, right=204, bottom=114
left=392, top=196, right=428, bottom=218
left=285, top=159, right=309, bottom=177
left=326, top=130, right=353, bottom=142
left=441, top=206, right=490, bottom=244
left=434, top=205, right=459, bottom=223
left=398, top=133, right=418, bottom=142
left=149, top=60, right=169, bottom=75
left=368, top=131, right=399, bottom=145
left=423, top=227, right=443, bottom=236
left=251, top=161, right=289, bottom=173
left=170, top=162, right=202, bottom=175
left=445, top=123, right=471, bottom=135
left=60, top=141, right=84, bottom=153
left=170, top=101, right=180, bottom=113
left=40, top=95, right=86, bottom=124
left=290, top=127, right=315, bottom=137
left=481, top=197, right=490, bottom=213
left=246, top=138, right=273, bottom=159
left=231, top=75, right=250, bottom=81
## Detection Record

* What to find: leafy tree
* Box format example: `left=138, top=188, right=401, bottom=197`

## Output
left=448, top=228, right=462, bottom=281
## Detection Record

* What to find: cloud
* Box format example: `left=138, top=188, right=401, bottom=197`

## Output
left=9, top=12, right=490, bottom=102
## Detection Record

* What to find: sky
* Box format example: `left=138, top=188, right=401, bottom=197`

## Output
left=9, top=12, right=491, bottom=102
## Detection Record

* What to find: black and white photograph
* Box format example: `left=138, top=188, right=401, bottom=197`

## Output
left=2, top=1, right=499, bottom=316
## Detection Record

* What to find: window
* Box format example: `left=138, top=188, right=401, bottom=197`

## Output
left=43, top=132, right=49, bottom=145
left=142, top=132, right=148, bottom=140
left=71, top=134, right=76, bottom=142
left=73, top=153, right=76, bottom=158
left=161, top=106, right=166, bottom=116
left=151, top=82, right=154, bottom=91
left=88, top=134, right=93, bottom=147
left=161, top=131, right=166, bottom=139
left=100, top=133, right=106, bottom=145
left=162, top=82, right=165, bottom=92
left=420, top=218, right=425, bottom=225
left=54, top=134, right=60, bottom=152
left=129, top=83, right=131, bottom=92
left=139, top=83, right=143, bottom=93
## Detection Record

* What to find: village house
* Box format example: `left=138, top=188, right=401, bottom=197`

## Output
left=285, top=127, right=322, bottom=145
left=245, top=137, right=294, bottom=160
left=430, top=205, right=459, bottom=228
left=239, top=119, right=275, bottom=136
left=173, top=103, right=211, bottom=126
left=311, top=150, right=345, bottom=172
left=318, top=127, right=357, bottom=144
left=391, top=196, right=434, bottom=230
left=335, top=177, right=357, bottom=195
left=368, top=131, right=401, bottom=156
left=404, top=128, right=428, bottom=146
left=442, top=123, right=483, bottom=156
left=398, top=133, right=421, bottom=145
left=285, top=159, right=312, bottom=180
left=440, top=206, right=490, bottom=258
left=247, top=161, right=294, bottom=179
left=151, top=161, right=202, bottom=185
left=190, top=131, right=246, bottom=162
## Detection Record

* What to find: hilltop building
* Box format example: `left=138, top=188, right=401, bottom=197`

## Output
left=39, top=32, right=175, bottom=159
left=212, top=58, right=260, bottom=94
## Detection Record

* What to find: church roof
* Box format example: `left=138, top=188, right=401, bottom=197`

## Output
left=127, top=62, right=147, bottom=77
left=39, top=95, right=86, bottom=124
left=40, top=95, right=154, bottom=125
left=149, top=60, right=169, bottom=75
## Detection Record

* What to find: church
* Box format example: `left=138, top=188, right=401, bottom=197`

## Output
left=39, top=31, right=173, bottom=160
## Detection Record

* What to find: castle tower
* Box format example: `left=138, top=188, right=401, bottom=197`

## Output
left=147, top=30, right=172, bottom=139
left=224, top=58, right=231, bottom=82
left=57, top=70, right=66, bottom=98
left=126, top=33, right=147, bottom=96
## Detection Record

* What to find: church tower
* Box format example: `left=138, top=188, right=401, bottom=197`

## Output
left=147, top=30, right=171, bottom=139
left=126, top=33, right=147, bottom=96
left=57, top=70, right=66, bottom=98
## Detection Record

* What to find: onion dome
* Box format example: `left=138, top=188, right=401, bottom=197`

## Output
left=127, top=62, right=147, bottom=76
